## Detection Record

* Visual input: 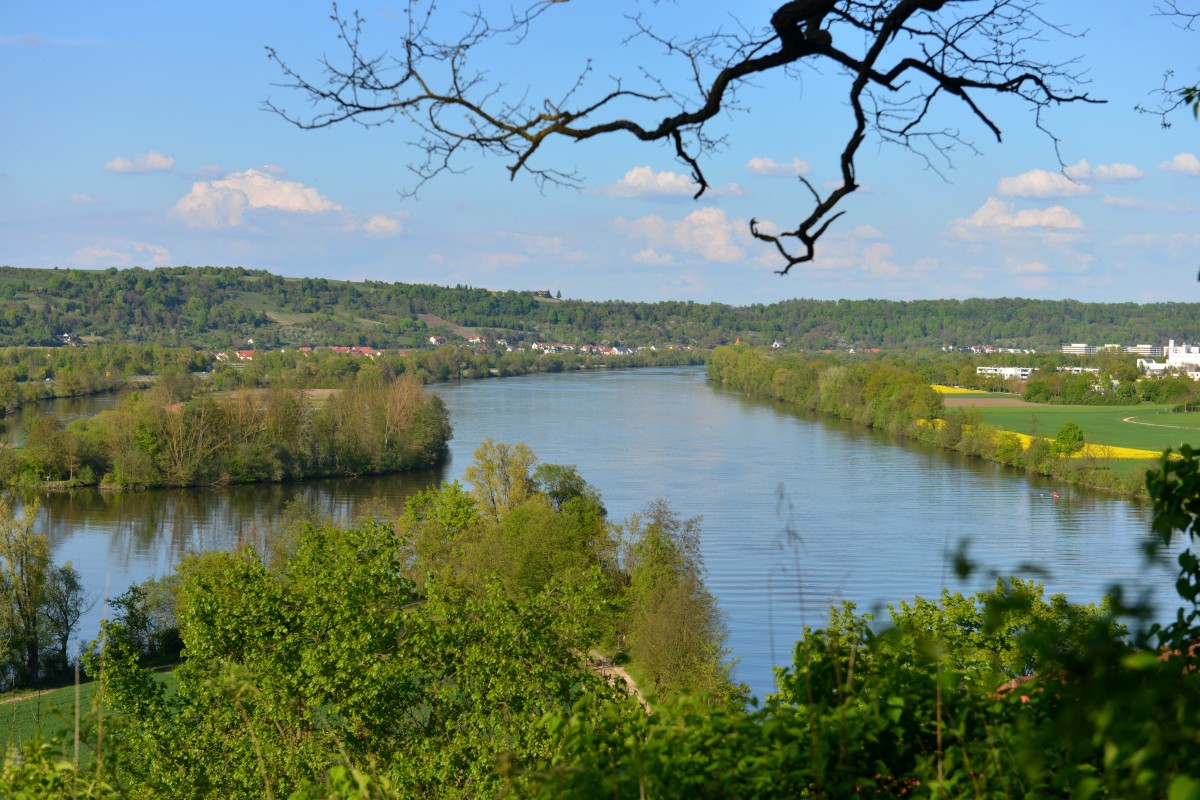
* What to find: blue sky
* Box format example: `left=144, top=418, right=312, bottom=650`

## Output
left=2, top=1, right=1198, bottom=306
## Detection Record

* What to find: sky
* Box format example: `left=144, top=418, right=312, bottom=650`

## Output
left=2, top=1, right=1198, bottom=306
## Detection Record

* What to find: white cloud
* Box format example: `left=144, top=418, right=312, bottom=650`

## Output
left=808, top=227, right=901, bottom=277
left=633, top=248, right=675, bottom=265
left=951, top=197, right=1083, bottom=240
left=617, top=207, right=746, bottom=262
left=597, top=166, right=695, bottom=198
left=1064, top=159, right=1143, bottom=182
left=71, top=240, right=171, bottom=267
left=849, top=224, right=885, bottom=240
left=68, top=194, right=102, bottom=205
left=104, top=150, right=175, bottom=174
left=1159, top=152, right=1200, bottom=176
left=996, top=169, right=1090, bottom=198
left=362, top=213, right=406, bottom=237
left=172, top=167, right=343, bottom=228
left=745, top=156, right=810, bottom=177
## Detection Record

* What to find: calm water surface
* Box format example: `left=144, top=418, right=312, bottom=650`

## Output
left=21, top=367, right=1176, bottom=699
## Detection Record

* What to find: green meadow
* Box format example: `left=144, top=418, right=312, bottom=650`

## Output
left=973, top=404, right=1200, bottom=453
left=1, top=668, right=178, bottom=755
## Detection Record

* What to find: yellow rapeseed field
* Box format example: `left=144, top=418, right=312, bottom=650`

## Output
left=1005, top=432, right=1160, bottom=461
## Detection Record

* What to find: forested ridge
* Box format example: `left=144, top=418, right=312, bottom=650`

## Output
left=3, top=265, right=1200, bottom=351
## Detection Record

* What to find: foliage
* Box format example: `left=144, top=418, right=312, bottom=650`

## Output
left=7, top=265, right=1200, bottom=352
left=86, top=518, right=634, bottom=799
left=462, top=438, right=537, bottom=522
left=1053, top=420, right=1086, bottom=455
left=1, top=374, right=451, bottom=489
left=0, top=498, right=94, bottom=690
left=711, top=347, right=1153, bottom=496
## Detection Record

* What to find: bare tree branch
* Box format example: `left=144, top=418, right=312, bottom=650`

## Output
left=266, top=0, right=1101, bottom=275
left=1138, top=2, right=1200, bottom=125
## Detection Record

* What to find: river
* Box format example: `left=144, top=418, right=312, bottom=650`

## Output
left=13, top=367, right=1179, bottom=699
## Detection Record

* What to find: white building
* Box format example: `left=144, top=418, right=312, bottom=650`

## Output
left=976, top=366, right=1034, bottom=380
left=1165, top=340, right=1200, bottom=370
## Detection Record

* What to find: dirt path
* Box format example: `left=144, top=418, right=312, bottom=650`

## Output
left=0, top=687, right=55, bottom=706
left=588, top=651, right=651, bottom=714
left=1122, top=416, right=1197, bottom=431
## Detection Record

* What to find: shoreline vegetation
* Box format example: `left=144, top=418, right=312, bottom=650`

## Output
left=708, top=346, right=1156, bottom=497
left=1, top=374, right=452, bottom=490
left=0, top=342, right=703, bottom=491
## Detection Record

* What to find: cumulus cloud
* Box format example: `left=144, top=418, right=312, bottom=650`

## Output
left=172, top=167, right=343, bottom=228
left=1159, top=152, right=1200, bottom=176
left=104, top=150, right=175, bottom=174
left=996, top=169, right=1090, bottom=198
left=617, top=207, right=746, bottom=262
left=745, top=156, right=810, bottom=177
left=596, top=166, right=696, bottom=198
left=950, top=197, right=1083, bottom=239
left=1064, top=159, right=1143, bottom=182
left=362, top=213, right=406, bottom=237
left=806, top=227, right=902, bottom=277
left=633, top=248, right=675, bottom=265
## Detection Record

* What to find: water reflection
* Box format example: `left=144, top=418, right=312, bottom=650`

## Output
left=14, top=367, right=1180, bottom=700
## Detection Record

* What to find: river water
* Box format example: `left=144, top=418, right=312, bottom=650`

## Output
left=14, top=367, right=1180, bottom=699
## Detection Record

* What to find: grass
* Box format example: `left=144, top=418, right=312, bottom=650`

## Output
left=265, top=310, right=317, bottom=326
left=0, top=667, right=178, bottom=754
left=971, top=403, right=1199, bottom=454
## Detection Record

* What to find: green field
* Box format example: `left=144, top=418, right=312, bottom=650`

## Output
left=973, top=404, right=1200, bottom=453
left=0, top=668, right=177, bottom=753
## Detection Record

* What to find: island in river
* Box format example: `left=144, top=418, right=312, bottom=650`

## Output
left=0, top=374, right=451, bottom=490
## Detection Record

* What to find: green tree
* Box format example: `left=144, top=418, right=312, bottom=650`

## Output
left=1054, top=420, right=1085, bottom=456
left=41, top=561, right=94, bottom=672
left=463, top=438, right=538, bottom=521
left=622, top=500, right=740, bottom=702
left=0, top=497, right=49, bottom=685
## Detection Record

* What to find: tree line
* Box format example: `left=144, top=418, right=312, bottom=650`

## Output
left=1, top=372, right=450, bottom=489
left=6, top=265, right=1200, bottom=351
left=0, top=343, right=208, bottom=415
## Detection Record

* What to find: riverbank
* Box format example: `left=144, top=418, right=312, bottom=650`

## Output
left=707, top=347, right=1157, bottom=498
